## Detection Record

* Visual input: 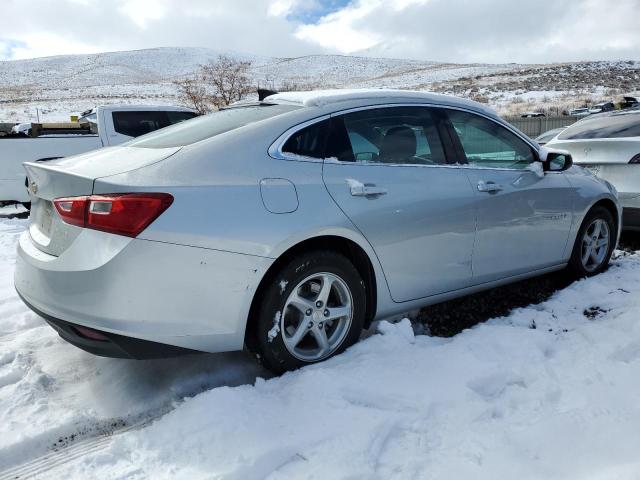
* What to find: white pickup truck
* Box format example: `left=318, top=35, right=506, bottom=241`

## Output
left=0, top=105, right=197, bottom=205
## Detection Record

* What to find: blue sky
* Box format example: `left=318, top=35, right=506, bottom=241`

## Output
left=286, top=0, right=353, bottom=23
left=0, top=39, right=27, bottom=60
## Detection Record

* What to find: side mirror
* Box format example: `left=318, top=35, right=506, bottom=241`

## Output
left=538, top=146, right=573, bottom=172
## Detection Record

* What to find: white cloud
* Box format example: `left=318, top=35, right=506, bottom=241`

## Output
left=268, top=0, right=298, bottom=16
left=295, top=1, right=382, bottom=53
left=0, top=0, right=638, bottom=63
left=5, top=34, right=101, bottom=60
left=118, top=0, right=170, bottom=28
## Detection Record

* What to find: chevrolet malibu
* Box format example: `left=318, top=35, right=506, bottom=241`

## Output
left=15, top=89, right=621, bottom=373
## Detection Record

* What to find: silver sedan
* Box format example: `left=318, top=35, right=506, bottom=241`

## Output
left=15, top=90, right=621, bottom=373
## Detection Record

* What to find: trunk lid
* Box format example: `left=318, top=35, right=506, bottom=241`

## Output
left=24, top=145, right=180, bottom=256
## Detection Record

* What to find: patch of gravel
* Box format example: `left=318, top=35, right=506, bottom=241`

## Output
left=419, top=232, right=640, bottom=337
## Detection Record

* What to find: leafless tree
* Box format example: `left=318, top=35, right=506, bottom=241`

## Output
left=173, top=76, right=211, bottom=114
left=174, top=55, right=254, bottom=113
left=201, top=55, right=253, bottom=108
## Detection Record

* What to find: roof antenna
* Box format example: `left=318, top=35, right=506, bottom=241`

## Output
left=258, top=89, right=278, bottom=101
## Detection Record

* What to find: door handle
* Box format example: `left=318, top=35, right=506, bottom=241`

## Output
left=349, top=183, right=388, bottom=197
left=477, top=180, right=503, bottom=193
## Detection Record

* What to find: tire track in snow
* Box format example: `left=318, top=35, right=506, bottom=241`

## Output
left=0, top=415, right=156, bottom=480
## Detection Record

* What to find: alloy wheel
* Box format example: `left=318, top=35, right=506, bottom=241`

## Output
left=281, top=272, right=353, bottom=362
left=580, top=218, right=610, bottom=272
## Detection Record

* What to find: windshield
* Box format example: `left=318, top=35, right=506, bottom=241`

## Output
left=127, top=104, right=300, bottom=148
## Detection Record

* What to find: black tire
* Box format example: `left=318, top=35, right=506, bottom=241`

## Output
left=568, top=206, right=616, bottom=277
left=249, top=250, right=366, bottom=374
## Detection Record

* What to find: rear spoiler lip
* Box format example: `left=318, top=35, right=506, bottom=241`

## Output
left=23, top=161, right=96, bottom=201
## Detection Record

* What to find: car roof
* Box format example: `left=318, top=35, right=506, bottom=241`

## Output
left=264, top=88, right=498, bottom=119
left=578, top=108, right=640, bottom=122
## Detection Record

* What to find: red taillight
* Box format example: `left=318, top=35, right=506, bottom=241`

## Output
left=53, top=193, right=173, bottom=237
left=53, top=196, right=88, bottom=227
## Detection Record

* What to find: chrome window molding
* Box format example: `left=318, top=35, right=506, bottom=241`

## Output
left=268, top=102, right=543, bottom=172
left=268, top=114, right=331, bottom=163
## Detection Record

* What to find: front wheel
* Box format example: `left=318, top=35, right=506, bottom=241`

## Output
left=568, top=206, right=616, bottom=277
left=250, top=251, right=366, bottom=374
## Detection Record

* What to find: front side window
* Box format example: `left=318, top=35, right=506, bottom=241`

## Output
left=326, top=107, right=447, bottom=165
left=558, top=113, right=640, bottom=140
left=446, top=110, right=535, bottom=169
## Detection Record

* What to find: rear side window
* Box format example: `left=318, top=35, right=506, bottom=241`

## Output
left=446, top=109, right=535, bottom=169
left=327, top=106, right=447, bottom=165
left=112, top=111, right=199, bottom=138
left=558, top=113, right=640, bottom=140
left=282, top=120, right=329, bottom=159
left=166, top=111, right=198, bottom=124
left=128, top=104, right=300, bottom=148
left=113, top=111, right=167, bottom=137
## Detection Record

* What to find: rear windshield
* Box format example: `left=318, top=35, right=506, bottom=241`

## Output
left=558, top=113, right=640, bottom=140
left=127, top=104, right=300, bottom=148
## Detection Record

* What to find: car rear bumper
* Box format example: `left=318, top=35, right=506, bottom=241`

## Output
left=19, top=292, right=199, bottom=358
left=15, top=230, right=273, bottom=356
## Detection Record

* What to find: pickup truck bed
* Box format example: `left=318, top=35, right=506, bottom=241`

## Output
left=1, top=135, right=102, bottom=203
left=0, top=105, right=197, bottom=204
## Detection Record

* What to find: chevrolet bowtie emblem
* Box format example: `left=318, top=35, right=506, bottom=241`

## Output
left=29, top=182, right=38, bottom=195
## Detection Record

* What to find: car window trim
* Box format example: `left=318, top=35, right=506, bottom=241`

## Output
left=438, top=106, right=542, bottom=172
left=328, top=106, right=450, bottom=167
left=268, top=115, right=332, bottom=162
left=269, top=103, right=541, bottom=169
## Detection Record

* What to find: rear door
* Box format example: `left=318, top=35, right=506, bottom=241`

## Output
left=321, top=106, right=477, bottom=303
left=443, top=108, right=575, bottom=283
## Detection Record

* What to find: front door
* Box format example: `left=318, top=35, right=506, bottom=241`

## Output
left=444, top=108, right=575, bottom=283
left=322, top=106, right=477, bottom=302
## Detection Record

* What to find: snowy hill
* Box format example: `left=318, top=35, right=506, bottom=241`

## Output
left=0, top=47, right=521, bottom=121
left=0, top=47, right=638, bottom=121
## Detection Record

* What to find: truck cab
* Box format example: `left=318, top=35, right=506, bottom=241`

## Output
left=0, top=105, right=197, bottom=205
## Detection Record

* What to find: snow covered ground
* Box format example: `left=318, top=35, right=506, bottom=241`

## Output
left=2, top=212, right=640, bottom=479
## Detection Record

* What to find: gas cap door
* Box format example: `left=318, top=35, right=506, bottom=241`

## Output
left=260, top=178, right=299, bottom=214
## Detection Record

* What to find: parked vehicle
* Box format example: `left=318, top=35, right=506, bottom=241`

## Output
left=547, top=109, right=640, bottom=230
left=535, top=127, right=566, bottom=145
left=10, top=123, right=32, bottom=136
left=521, top=112, right=545, bottom=118
left=569, top=108, right=591, bottom=117
left=15, top=89, right=621, bottom=373
left=589, top=102, right=615, bottom=114
left=0, top=105, right=197, bottom=205
left=0, top=123, right=17, bottom=136
left=620, top=96, right=638, bottom=110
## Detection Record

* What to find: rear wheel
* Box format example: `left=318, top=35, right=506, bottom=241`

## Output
left=569, top=206, right=615, bottom=277
left=249, top=251, right=366, bottom=374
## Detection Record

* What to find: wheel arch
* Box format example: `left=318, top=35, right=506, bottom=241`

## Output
left=244, top=235, right=379, bottom=348
left=589, top=197, right=620, bottom=234
left=567, top=196, right=620, bottom=260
